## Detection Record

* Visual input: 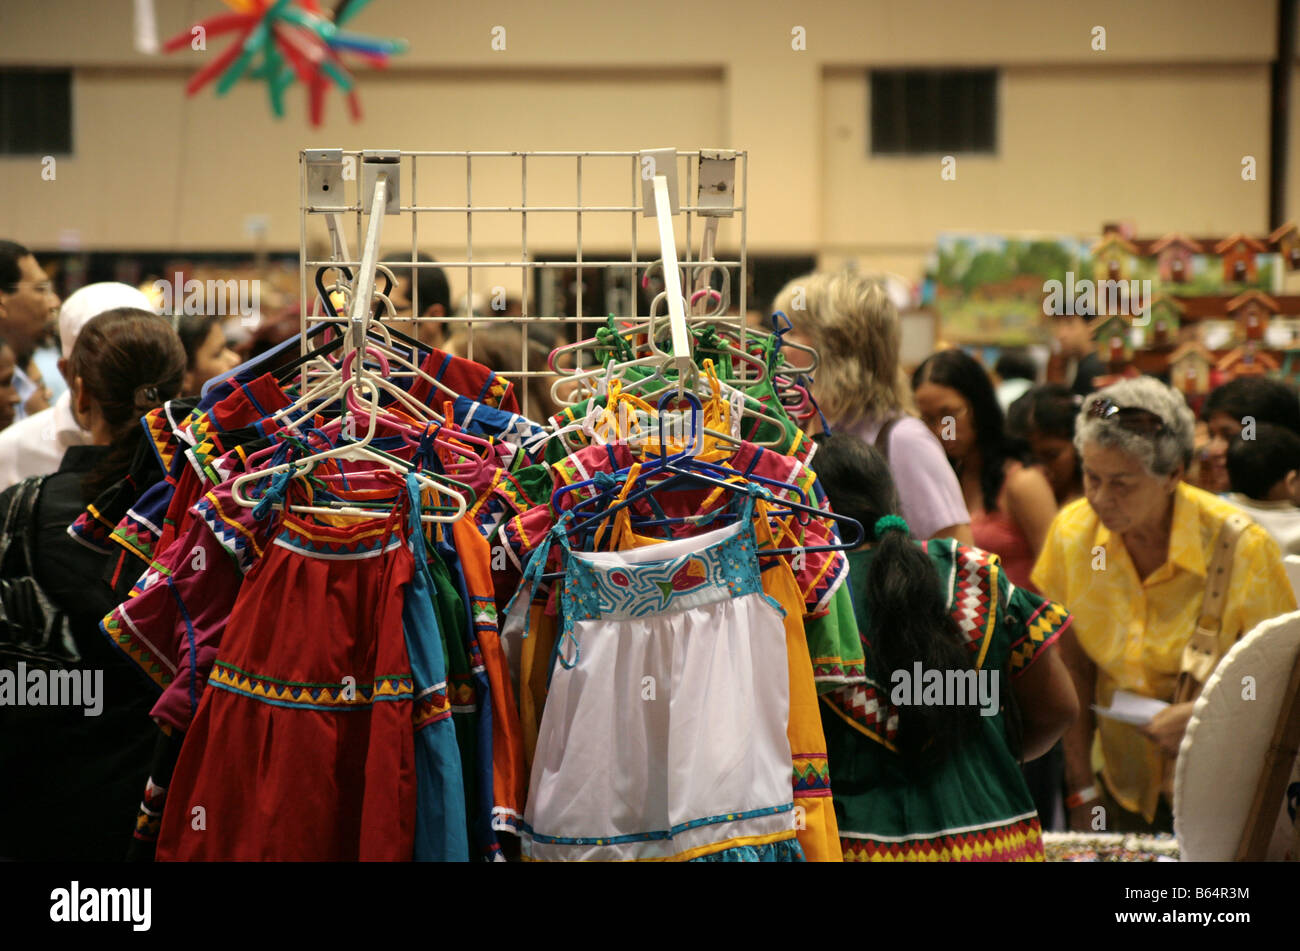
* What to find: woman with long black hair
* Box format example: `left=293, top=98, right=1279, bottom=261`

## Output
left=0, top=307, right=186, bottom=860
left=912, top=348, right=1058, bottom=591
left=814, top=434, right=1077, bottom=861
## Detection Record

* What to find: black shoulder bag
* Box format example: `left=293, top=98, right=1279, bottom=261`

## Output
left=0, top=476, right=80, bottom=668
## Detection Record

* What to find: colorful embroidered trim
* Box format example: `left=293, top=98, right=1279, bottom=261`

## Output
left=207, top=662, right=414, bottom=710
left=274, top=523, right=404, bottom=560
left=521, top=801, right=795, bottom=846
left=195, top=491, right=265, bottom=573
left=811, top=659, right=868, bottom=684
left=792, top=755, right=833, bottom=797
left=822, top=682, right=900, bottom=750
left=841, top=815, right=1045, bottom=862
left=412, top=683, right=452, bottom=730
left=100, top=609, right=175, bottom=691
left=1009, top=601, right=1071, bottom=676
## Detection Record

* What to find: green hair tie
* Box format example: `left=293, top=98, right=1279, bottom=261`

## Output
left=873, top=515, right=910, bottom=539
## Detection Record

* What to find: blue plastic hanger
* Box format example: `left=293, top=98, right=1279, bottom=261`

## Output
left=539, top=391, right=862, bottom=578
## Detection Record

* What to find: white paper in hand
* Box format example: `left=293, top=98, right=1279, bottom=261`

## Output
left=1092, top=689, right=1169, bottom=726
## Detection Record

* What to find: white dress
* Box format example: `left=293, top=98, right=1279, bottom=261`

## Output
left=519, top=509, right=801, bottom=862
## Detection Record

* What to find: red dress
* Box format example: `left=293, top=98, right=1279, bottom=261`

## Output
left=156, top=492, right=419, bottom=861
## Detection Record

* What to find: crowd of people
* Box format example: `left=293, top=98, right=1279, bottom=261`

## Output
left=3, top=236, right=1299, bottom=857
left=777, top=268, right=1300, bottom=838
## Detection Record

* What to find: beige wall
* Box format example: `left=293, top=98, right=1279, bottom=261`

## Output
left=825, top=63, right=1275, bottom=278
left=0, top=0, right=1291, bottom=290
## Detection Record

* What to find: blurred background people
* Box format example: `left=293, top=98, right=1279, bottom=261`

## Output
left=912, top=348, right=1057, bottom=591
left=1019, top=384, right=1085, bottom=506
left=1050, top=314, right=1103, bottom=398
left=0, top=282, right=154, bottom=489
left=1225, top=422, right=1300, bottom=557
left=176, top=314, right=242, bottom=397
left=992, top=347, right=1037, bottom=413
left=444, top=323, right=562, bottom=422
left=0, top=307, right=186, bottom=861
left=1197, top=377, right=1300, bottom=495
left=1033, top=377, right=1295, bottom=834
left=389, top=253, right=452, bottom=350
left=0, top=240, right=60, bottom=420
left=774, top=270, right=972, bottom=545
left=0, top=334, right=21, bottom=431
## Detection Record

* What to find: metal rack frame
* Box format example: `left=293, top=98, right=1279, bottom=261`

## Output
left=296, top=148, right=749, bottom=420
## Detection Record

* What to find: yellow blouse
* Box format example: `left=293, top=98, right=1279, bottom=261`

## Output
left=1031, top=482, right=1297, bottom=821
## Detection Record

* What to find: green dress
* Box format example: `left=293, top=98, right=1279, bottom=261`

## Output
left=820, top=538, right=1071, bottom=861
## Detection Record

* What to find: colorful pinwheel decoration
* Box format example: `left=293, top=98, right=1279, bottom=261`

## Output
left=163, top=0, right=408, bottom=126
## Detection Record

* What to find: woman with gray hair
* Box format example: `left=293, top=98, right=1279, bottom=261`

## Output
left=1032, top=376, right=1296, bottom=833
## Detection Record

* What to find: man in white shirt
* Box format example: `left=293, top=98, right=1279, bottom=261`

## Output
left=0, top=240, right=61, bottom=421
left=0, top=282, right=154, bottom=490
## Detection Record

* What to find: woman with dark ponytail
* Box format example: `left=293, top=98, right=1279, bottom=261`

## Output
left=814, top=434, right=1078, bottom=861
left=0, top=307, right=185, bottom=860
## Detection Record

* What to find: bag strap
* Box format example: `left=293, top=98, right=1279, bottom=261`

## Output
left=1174, top=511, right=1252, bottom=704
left=873, top=415, right=901, bottom=464
left=0, top=476, right=48, bottom=576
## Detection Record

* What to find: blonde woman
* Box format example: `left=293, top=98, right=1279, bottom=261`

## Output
left=773, top=271, right=972, bottom=544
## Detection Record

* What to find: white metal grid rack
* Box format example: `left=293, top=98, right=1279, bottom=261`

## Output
left=296, top=148, right=749, bottom=421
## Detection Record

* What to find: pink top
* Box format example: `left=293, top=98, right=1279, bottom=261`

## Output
left=843, top=415, right=970, bottom=540
left=970, top=462, right=1037, bottom=592
left=971, top=509, right=1037, bottom=592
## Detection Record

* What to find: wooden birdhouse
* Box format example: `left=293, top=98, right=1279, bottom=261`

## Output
left=1217, top=341, right=1280, bottom=379
left=1168, top=341, right=1214, bottom=397
left=1146, top=295, right=1186, bottom=348
left=1214, top=233, right=1267, bottom=284
left=1269, top=222, right=1300, bottom=271
left=1091, top=233, right=1139, bottom=284
left=1092, top=312, right=1133, bottom=368
left=1226, top=289, right=1280, bottom=342
left=1149, top=233, right=1202, bottom=284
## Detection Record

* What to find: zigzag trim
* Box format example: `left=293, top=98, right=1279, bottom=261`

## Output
left=195, top=492, right=263, bottom=573
left=448, top=681, right=477, bottom=713
left=412, top=684, right=452, bottom=730
left=1009, top=601, right=1071, bottom=676
left=792, top=755, right=833, bottom=796
left=840, top=814, right=1044, bottom=862
left=950, top=544, right=999, bottom=669
left=821, top=683, right=899, bottom=750
left=207, top=662, right=414, bottom=710
left=273, top=532, right=402, bottom=561
left=100, top=611, right=173, bottom=690
left=68, top=503, right=115, bottom=553
left=811, top=659, right=868, bottom=685
left=802, top=550, right=847, bottom=618
left=111, top=516, right=157, bottom=565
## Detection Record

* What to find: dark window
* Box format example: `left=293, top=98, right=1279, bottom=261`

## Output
left=0, top=69, right=73, bottom=155
left=870, top=69, right=997, bottom=155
